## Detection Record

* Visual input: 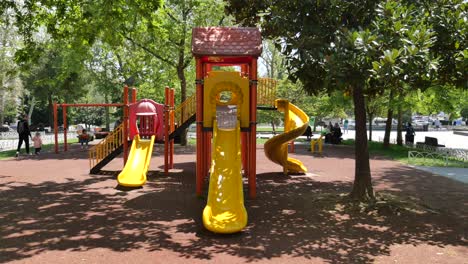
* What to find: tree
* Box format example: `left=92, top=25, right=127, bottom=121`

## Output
left=20, top=41, right=88, bottom=128
left=0, top=8, right=22, bottom=125
left=120, top=0, right=232, bottom=145
left=227, top=0, right=382, bottom=201
left=368, top=1, right=437, bottom=147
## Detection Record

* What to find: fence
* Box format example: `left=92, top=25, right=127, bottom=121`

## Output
left=0, top=132, right=77, bottom=152
left=408, top=151, right=448, bottom=166
left=415, top=144, right=468, bottom=162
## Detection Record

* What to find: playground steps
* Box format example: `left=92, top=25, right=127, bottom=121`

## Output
left=156, top=113, right=196, bottom=144
left=89, top=143, right=125, bottom=174
left=89, top=123, right=125, bottom=174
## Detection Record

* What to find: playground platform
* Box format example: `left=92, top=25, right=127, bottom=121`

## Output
left=0, top=143, right=467, bottom=263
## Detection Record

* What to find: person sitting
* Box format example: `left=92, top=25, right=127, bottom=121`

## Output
left=303, top=125, right=312, bottom=141
left=331, top=123, right=343, bottom=144
left=322, top=125, right=332, bottom=143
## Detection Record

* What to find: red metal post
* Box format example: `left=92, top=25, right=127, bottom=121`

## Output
left=164, top=86, right=169, bottom=174
left=241, top=64, right=248, bottom=77
left=249, top=59, right=258, bottom=198
left=53, top=103, right=59, bottom=153
left=131, top=88, right=137, bottom=103
left=62, top=106, right=68, bottom=151
left=169, top=88, right=175, bottom=169
left=241, top=132, right=248, bottom=172
left=123, top=86, right=129, bottom=164
left=206, top=64, right=213, bottom=74
left=196, top=58, right=204, bottom=196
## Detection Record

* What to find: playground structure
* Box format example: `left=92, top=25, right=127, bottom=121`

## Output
left=117, top=99, right=164, bottom=187
left=51, top=27, right=310, bottom=234
left=53, top=86, right=177, bottom=175
left=264, top=99, right=309, bottom=175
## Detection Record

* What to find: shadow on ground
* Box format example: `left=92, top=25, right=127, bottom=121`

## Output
left=1, top=160, right=466, bottom=263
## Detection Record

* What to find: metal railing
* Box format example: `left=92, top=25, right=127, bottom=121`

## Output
left=88, top=123, right=124, bottom=169
left=0, top=132, right=75, bottom=152
left=257, top=78, right=278, bottom=107
left=408, top=150, right=448, bottom=166
left=174, top=94, right=197, bottom=127
left=415, top=144, right=468, bottom=161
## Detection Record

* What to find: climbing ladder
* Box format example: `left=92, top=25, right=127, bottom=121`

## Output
left=88, top=78, right=276, bottom=174
left=89, top=123, right=125, bottom=174
left=169, top=94, right=197, bottom=140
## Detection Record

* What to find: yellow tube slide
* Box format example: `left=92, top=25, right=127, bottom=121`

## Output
left=117, top=134, right=155, bottom=187
left=203, top=120, right=247, bottom=233
left=264, top=99, right=309, bottom=174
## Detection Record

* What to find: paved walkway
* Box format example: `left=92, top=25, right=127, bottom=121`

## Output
left=341, top=130, right=468, bottom=149
left=411, top=166, right=468, bottom=183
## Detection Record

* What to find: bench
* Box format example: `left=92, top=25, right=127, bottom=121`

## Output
left=416, top=136, right=445, bottom=148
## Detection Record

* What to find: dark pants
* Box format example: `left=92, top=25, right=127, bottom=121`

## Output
left=405, top=134, right=414, bottom=144
left=35, top=148, right=41, bottom=154
left=17, top=134, right=30, bottom=153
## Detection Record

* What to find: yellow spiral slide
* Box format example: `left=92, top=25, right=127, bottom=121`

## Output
left=264, top=99, right=309, bottom=174
left=203, top=120, right=247, bottom=233
left=117, top=134, right=155, bottom=187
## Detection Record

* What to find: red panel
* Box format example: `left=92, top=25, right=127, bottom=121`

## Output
left=201, top=56, right=253, bottom=64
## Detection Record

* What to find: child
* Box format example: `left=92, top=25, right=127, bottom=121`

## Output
left=79, top=129, right=89, bottom=149
left=32, top=132, right=43, bottom=155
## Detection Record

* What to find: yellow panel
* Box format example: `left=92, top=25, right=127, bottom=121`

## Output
left=203, top=71, right=249, bottom=128
left=117, top=135, right=155, bottom=187
left=264, top=99, right=309, bottom=174
left=203, top=120, right=247, bottom=233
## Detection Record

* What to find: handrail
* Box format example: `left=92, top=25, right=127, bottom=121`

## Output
left=257, top=78, right=278, bottom=107
left=174, top=94, right=197, bottom=127
left=89, top=123, right=124, bottom=169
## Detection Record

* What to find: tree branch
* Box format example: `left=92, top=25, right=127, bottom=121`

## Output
left=122, top=33, right=176, bottom=67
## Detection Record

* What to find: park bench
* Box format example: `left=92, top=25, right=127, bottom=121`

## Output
left=416, top=136, right=445, bottom=148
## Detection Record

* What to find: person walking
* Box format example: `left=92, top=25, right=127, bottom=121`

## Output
left=16, top=114, right=32, bottom=157
left=405, top=122, right=416, bottom=145
left=343, top=119, right=349, bottom=134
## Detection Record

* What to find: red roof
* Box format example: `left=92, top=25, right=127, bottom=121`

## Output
left=192, top=27, right=262, bottom=57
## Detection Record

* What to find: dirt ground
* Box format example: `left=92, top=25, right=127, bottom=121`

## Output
left=0, top=143, right=467, bottom=264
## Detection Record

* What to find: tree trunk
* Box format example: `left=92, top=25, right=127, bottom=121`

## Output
left=271, top=120, right=276, bottom=135
left=177, top=65, right=188, bottom=146
left=0, top=88, right=5, bottom=125
left=383, top=90, right=394, bottom=148
left=176, top=8, right=189, bottom=146
left=27, top=96, right=35, bottom=126
left=105, top=94, right=110, bottom=130
left=350, top=85, right=375, bottom=201
left=368, top=113, right=374, bottom=142
left=396, top=102, right=403, bottom=146
left=48, top=94, right=54, bottom=128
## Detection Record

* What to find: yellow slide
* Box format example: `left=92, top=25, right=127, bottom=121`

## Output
left=264, top=99, right=309, bottom=174
left=203, top=120, right=247, bottom=233
left=117, top=134, right=155, bottom=187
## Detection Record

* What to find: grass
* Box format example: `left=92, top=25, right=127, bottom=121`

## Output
left=0, top=139, right=79, bottom=160
left=342, top=139, right=468, bottom=168
left=256, top=126, right=284, bottom=132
